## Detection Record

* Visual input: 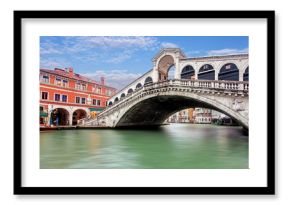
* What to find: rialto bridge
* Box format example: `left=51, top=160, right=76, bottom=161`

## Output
left=83, top=48, right=249, bottom=129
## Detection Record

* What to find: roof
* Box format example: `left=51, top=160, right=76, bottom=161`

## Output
left=152, top=48, right=186, bottom=62
left=40, top=68, right=116, bottom=90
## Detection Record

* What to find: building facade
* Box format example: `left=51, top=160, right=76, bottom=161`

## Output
left=39, top=67, right=116, bottom=127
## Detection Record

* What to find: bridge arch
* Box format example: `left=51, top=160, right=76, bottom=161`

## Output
left=198, top=64, right=215, bottom=80
left=108, top=101, right=113, bottom=106
left=114, top=97, right=119, bottom=102
left=111, top=90, right=248, bottom=129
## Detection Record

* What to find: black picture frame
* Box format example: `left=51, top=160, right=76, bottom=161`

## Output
left=14, top=10, right=275, bottom=195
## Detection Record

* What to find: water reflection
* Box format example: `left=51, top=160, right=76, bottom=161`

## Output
left=40, top=124, right=248, bottom=169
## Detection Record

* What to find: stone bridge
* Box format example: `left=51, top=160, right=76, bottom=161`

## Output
left=84, top=79, right=249, bottom=129
left=83, top=48, right=249, bottom=129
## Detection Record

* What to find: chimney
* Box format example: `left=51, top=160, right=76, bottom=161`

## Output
left=100, top=77, right=105, bottom=85
left=68, top=67, right=74, bottom=78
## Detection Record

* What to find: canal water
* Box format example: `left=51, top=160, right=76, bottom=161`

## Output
left=40, top=124, right=248, bottom=169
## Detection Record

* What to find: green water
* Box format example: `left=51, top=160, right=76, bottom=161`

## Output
left=40, top=124, right=248, bottom=169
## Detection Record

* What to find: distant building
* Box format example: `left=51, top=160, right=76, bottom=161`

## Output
left=39, top=67, right=116, bottom=127
left=194, top=108, right=212, bottom=124
left=166, top=108, right=236, bottom=125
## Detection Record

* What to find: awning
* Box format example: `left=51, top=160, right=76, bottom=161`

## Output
left=89, top=108, right=104, bottom=112
left=40, top=112, right=48, bottom=117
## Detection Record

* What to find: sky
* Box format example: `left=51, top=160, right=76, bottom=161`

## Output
left=40, top=36, right=248, bottom=90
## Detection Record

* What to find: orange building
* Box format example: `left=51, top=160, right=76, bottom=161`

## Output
left=39, top=67, right=116, bottom=127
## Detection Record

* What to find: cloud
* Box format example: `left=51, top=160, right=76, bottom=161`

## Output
left=86, top=36, right=158, bottom=49
left=82, top=69, right=142, bottom=90
left=207, top=48, right=248, bottom=56
left=161, top=42, right=179, bottom=48
left=40, top=42, right=63, bottom=55
left=40, top=58, right=71, bottom=68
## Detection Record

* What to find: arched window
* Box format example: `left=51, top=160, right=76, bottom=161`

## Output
left=181, top=65, right=195, bottom=79
left=198, top=64, right=215, bottom=80
left=136, top=83, right=142, bottom=90
left=218, top=63, right=239, bottom=81
left=144, top=76, right=153, bottom=85
left=243, top=67, right=249, bottom=81
left=120, top=93, right=125, bottom=98
left=114, top=97, right=119, bottom=102
left=127, top=88, right=133, bottom=94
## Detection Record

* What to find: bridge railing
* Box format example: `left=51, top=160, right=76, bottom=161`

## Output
left=143, top=79, right=248, bottom=91
left=82, top=79, right=248, bottom=125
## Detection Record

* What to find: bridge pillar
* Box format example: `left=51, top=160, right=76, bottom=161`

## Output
left=174, top=58, right=181, bottom=79
left=215, top=70, right=219, bottom=80
left=152, top=67, right=159, bottom=83
left=239, top=70, right=243, bottom=81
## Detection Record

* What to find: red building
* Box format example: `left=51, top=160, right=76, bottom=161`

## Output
left=39, top=67, right=116, bottom=127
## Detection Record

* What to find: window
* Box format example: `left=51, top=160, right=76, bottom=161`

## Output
left=62, top=79, right=68, bottom=87
left=55, top=94, right=60, bottom=101
left=41, top=92, right=48, bottom=100
left=92, top=99, right=96, bottom=105
left=40, top=106, right=44, bottom=111
left=96, top=87, right=101, bottom=94
left=97, top=100, right=101, bottom=106
left=42, top=75, right=49, bottom=83
left=76, top=97, right=80, bottom=104
left=62, top=95, right=67, bottom=102
left=76, top=82, right=81, bottom=90
left=55, top=77, right=62, bottom=86
left=81, top=84, right=87, bottom=91
left=81, top=97, right=86, bottom=104
left=106, top=90, right=112, bottom=96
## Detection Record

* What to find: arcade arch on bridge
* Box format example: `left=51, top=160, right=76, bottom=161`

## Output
left=181, top=65, right=195, bottom=79
left=127, top=88, right=133, bottom=95
left=198, top=64, right=215, bottom=80
left=144, top=76, right=153, bottom=85
left=218, top=63, right=239, bottom=81
left=157, top=55, right=175, bottom=81
left=120, top=93, right=126, bottom=99
left=135, top=83, right=142, bottom=90
left=243, top=67, right=249, bottom=81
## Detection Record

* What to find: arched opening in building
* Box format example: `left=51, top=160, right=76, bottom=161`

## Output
left=181, top=65, right=195, bottom=79
left=72, top=109, right=87, bottom=125
left=144, top=76, right=153, bottom=85
left=108, top=101, right=113, bottom=106
left=243, top=67, right=249, bottom=81
left=114, top=97, right=119, bottom=102
left=157, top=55, right=175, bottom=81
left=50, top=108, right=69, bottom=126
left=120, top=93, right=126, bottom=99
left=135, top=83, right=142, bottom=90
left=218, top=63, right=239, bottom=81
left=127, top=88, right=133, bottom=95
left=167, top=65, right=176, bottom=80
left=198, top=64, right=215, bottom=80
